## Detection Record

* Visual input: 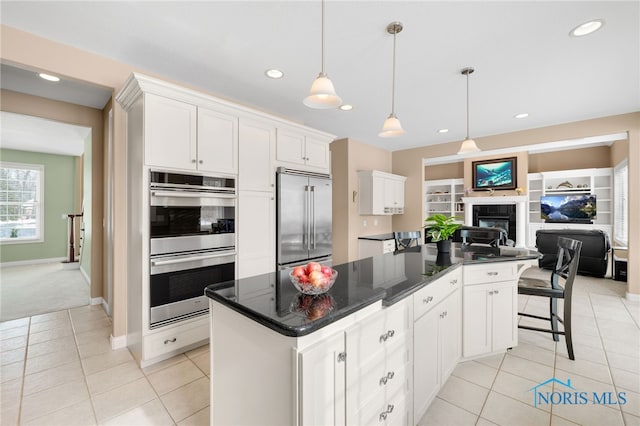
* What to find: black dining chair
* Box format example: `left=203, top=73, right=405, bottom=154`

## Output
left=517, top=237, right=582, bottom=360
left=394, top=231, right=421, bottom=251
left=458, top=225, right=508, bottom=247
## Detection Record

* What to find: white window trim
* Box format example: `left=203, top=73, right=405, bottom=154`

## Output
left=613, top=159, right=628, bottom=247
left=0, top=161, right=45, bottom=244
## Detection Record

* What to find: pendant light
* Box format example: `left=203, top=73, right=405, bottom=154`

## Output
left=379, top=22, right=405, bottom=137
left=457, top=67, right=481, bottom=154
left=303, top=0, right=342, bottom=109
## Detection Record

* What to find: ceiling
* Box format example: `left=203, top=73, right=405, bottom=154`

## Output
left=1, top=1, right=638, bottom=152
left=1, top=111, right=90, bottom=156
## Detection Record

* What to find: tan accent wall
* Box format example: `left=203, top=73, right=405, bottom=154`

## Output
left=330, top=138, right=393, bottom=263
left=1, top=89, right=104, bottom=300
left=611, top=139, right=629, bottom=167
left=393, top=112, right=640, bottom=296
left=528, top=146, right=611, bottom=173
left=424, top=162, right=464, bottom=180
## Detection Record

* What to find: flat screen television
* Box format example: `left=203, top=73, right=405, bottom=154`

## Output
left=540, top=194, right=597, bottom=221
left=472, top=157, right=517, bottom=190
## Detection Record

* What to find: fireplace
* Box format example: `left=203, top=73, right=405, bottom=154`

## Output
left=462, top=195, right=528, bottom=247
left=473, top=204, right=517, bottom=243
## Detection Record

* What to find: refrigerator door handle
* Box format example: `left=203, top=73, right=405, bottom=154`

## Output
left=305, top=185, right=311, bottom=251
left=311, top=186, right=316, bottom=249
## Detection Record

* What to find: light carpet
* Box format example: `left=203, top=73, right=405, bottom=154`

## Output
left=0, top=262, right=89, bottom=321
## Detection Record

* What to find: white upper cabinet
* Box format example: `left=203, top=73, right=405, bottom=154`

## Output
left=145, top=93, right=197, bottom=170
left=358, top=170, right=407, bottom=215
left=238, top=118, right=276, bottom=192
left=144, top=93, right=239, bottom=174
left=276, top=127, right=331, bottom=172
left=197, top=107, right=238, bottom=175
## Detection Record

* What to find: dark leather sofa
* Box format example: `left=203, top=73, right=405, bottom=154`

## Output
left=536, top=229, right=610, bottom=277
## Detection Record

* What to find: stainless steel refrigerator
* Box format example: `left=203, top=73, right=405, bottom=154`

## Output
left=276, top=167, right=332, bottom=270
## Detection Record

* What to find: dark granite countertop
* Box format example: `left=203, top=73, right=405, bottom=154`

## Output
left=357, top=233, right=396, bottom=241
left=205, top=244, right=539, bottom=337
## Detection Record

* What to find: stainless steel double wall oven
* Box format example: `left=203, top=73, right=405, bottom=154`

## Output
left=149, top=171, right=236, bottom=327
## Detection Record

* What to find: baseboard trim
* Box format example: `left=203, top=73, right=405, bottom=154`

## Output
left=110, top=334, right=127, bottom=350
left=80, top=267, right=91, bottom=286
left=626, top=291, right=640, bottom=302
left=0, top=257, right=66, bottom=267
left=90, top=297, right=103, bottom=306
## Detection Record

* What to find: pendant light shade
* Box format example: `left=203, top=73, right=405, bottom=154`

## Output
left=303, top=72, right=342, bottom=108
left=457, top=67, right=481, bottom=154
left=304, top=0, right=342, bottom=109
left=379, top=22, right=405, bottom=137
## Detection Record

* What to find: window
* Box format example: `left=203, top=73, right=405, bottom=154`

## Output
left=613, top=159, right=628, bottom=247
left=0, top=162, right=44, bottom=243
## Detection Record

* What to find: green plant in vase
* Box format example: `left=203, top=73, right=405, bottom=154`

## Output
left=424, top=214, right=461, bottom=253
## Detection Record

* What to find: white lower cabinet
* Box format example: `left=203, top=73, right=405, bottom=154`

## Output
left=462, top=263, right=518, bottom=358
left=346, top=298, right=413, bottom=426
left=237, top=190, right=275, bottom=278
left=299, top=332, right=346, bottom=426
left=413, top=269, right=461, bottom=421
left=143, top=316, right=209, bottom=361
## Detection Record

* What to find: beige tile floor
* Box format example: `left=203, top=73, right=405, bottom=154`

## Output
left=1, top=305, right=210, bottom=426
left=1, top=268, right=638, bottom=426
left=419, top=268, right=640, bottom=426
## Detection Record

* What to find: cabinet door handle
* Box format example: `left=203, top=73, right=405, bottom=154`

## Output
left=337, top=352, right=346, bottom=363
left=379, top=412, right=387, bottom=422
left=199, top=160, right=203, bottom=164
left=164, top=338, right=177, bottom=344
left=494, top=289, right=500, bottom=294
left=387, top=404, right=395, bottom=413
left=379, top=376, right=388, bottom=386
left=423, top=295, right=434, bottom=304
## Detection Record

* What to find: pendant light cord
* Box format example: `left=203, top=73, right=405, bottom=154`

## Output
left=391, top=31, right=396, bottom=115
left=320, top=0, right=325, bottom=74
left=466, top=71, right=470, bottom=139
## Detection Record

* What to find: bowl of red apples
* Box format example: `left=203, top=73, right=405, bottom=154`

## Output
left=289, top=261, right=338, bottom=295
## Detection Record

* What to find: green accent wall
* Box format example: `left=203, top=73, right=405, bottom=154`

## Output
left=0, top=149, right=77, bottom=263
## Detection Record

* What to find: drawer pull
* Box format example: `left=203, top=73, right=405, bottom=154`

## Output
left=450, top=279, right=458, bottom=285
left=379, top=403, right=395, bottom=421
left=486, top=271, right=499, bottom=276
left=423, top=296, right=434, bottom=304
left=378, top=329, right=396, bottom=343
left=379, top=371, right=395, bottom=386
left=164, top=338, right=177, bottom=344
left=440, top=310, right=448, bottom=318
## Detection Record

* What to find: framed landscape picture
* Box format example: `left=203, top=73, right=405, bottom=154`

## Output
left=472, top=157, right=517, bottom=190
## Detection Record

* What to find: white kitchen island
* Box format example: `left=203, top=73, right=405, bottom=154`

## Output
left=205, top=244, right=538, bottom=425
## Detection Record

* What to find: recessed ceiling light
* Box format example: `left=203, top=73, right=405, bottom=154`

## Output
left=438, top=129, right=449, bottom=133
left=570, top=19, right=605, bottom=37
left=339, top=104, right=353, bottom=111
left=39, top=73, right=60, bottom=82
left=264, top=69, right=284, bottom=79
left=514, top=113, right=529, bottom=119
